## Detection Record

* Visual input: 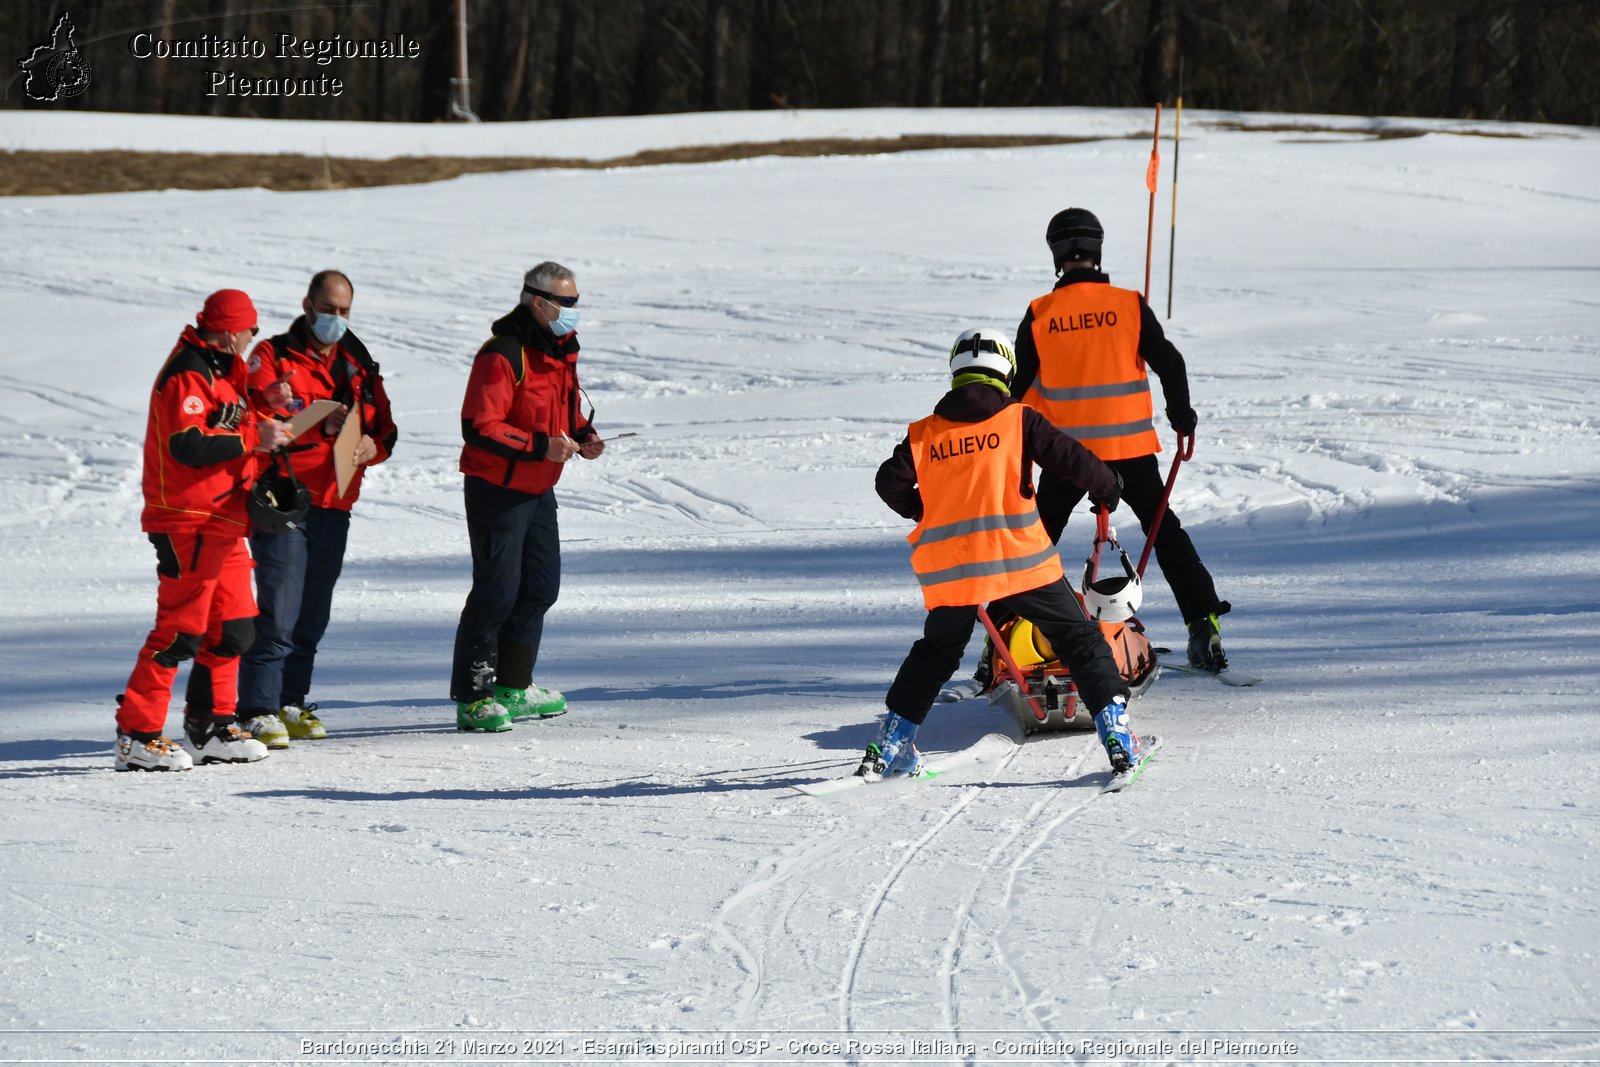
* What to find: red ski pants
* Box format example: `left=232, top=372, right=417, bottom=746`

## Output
left=118, top=532, right=256, bottom=735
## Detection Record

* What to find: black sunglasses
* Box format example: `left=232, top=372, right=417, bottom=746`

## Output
left=524, top=286, right=579, bottom=308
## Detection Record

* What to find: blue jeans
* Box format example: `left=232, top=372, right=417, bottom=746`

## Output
left=238, top=505, right=351, bottom=713
left=450, top=476, right=561, bottom=703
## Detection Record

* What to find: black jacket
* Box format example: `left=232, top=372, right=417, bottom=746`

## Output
left=875, top=382, right=1119, bottom=522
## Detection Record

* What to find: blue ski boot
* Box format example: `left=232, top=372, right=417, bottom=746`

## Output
left=854, top=711, right=926, bottom=781
left=1094, top=696, right=1136, bottom=772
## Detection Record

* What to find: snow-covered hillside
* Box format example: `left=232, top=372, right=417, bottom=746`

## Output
left=1, top=108, right=1597, bottom=1064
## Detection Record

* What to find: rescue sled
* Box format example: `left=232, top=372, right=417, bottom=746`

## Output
left=981, top=508, right=1159, bottom=735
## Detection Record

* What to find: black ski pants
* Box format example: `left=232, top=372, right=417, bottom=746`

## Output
left=450, top=476, right=562, bottom=703
left=1037, top=452, right=1224, bottom=626
left=886, top=579, right=1129, bottom=725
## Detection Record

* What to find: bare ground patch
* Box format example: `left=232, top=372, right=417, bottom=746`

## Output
left=0, top=133, right=1114, bottom=197
left=1203, top=120, right=1538, bottom=141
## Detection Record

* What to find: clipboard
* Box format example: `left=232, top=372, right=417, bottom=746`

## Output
left=284, top=399, right=343, bottom=438
left=334, top=405, right=362, bottom=498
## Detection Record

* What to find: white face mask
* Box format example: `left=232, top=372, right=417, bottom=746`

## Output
left=307, top=309, right=349, bottom=346
left=547, top=305, right=580, bottom=336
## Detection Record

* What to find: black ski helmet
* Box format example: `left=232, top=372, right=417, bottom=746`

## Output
left=1046, top=207, right=1104, bottom=266
left=248, top=453, right=311, bottom=533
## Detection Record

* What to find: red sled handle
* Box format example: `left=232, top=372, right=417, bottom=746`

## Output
left=977, top=605, right=1048, bottom=722
left=1136, top=432, right=1193, bottom=578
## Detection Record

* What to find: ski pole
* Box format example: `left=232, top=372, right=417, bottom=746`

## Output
left=977, top=604, right=1047, bottom=723
left=1143, top=101, right=1163, bottom=302
left=1136, top=432, right=1194, bottom=577
left=1167, top=59, right=1183, bottom=319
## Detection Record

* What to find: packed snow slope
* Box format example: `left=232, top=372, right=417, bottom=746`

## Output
left=1, top=109, right=1597, bottom=1064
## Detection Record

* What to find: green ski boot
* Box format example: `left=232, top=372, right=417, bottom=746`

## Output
left=456, top=697, right=512, bottom=732
left=497, top=684, right=568, bottom=722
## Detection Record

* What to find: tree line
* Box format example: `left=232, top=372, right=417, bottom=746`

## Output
left=5, top=0, right=1597, bottom=127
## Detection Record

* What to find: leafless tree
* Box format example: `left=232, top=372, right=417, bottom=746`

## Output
left=2, top=0, right=1595, bottom=125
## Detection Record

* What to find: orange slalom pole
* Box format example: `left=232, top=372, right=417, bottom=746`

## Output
left=1143, top=101, right=1163, bottom=302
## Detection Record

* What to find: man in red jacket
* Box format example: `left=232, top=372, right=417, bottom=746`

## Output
left=450, top=261, right=604, bottom=732
left=238, top=270, right=399, bottom=746
left=116, top=289, right=293, bottom=771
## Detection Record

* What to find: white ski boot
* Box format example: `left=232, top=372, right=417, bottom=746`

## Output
left=182, top=717, right=269, bottom=765
left=114, top=732, right=194, bottom=772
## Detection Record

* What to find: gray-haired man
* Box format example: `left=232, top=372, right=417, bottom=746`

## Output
left=450, top=262, right=604, bottom=731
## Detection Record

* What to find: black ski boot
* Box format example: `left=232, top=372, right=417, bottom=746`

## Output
left=1186, top=613, right=1228, bottom=673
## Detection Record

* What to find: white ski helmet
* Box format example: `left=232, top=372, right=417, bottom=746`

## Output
left=1082, top=545, right=1143, bottom=622
left=949, top=328, right=1016, bottom=382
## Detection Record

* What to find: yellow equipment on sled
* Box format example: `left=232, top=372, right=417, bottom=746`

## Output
left=980, top=510, right=1159, bottom=734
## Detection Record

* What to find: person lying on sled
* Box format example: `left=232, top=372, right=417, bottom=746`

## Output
left=866, top=328, right=1145, bottom=779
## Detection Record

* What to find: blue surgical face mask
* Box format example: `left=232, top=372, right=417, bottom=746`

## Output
left=548, top=306, right=579, bottom=337
left=307, top=308, right=349, bottom=346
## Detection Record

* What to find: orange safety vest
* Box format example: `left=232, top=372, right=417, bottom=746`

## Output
left=1022, top=283, right=1160, bottom=461
left=906, top=405, right=1064, bottom=609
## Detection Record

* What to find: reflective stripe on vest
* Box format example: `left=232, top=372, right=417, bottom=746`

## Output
left=914, top=544, right=1064, bottom=593
left=1029, top=379, right=1151, bottom=402
left=909, top=510, right=1039, bottom=548
left=906, top=405, right=1064, bottom=609
left=1050, top=416, right=1156, bottom=441
left=1024, top=283, right=1161, bottom=461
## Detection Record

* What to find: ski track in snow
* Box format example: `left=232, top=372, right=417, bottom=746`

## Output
left=836, top=741, right=1046, bottom=1044
left=947, top=737, right=1104, bottom=1042
left=823, top=732, right=1129, bottom=1051
left=836, top=766, right=1013, bottom=1044
left=3, top=110, right=1600, bottom=1062
left=712, top=828, right=855, bottom=1027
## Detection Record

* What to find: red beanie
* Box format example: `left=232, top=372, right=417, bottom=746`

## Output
left=196, top=289, right=258, bottom=334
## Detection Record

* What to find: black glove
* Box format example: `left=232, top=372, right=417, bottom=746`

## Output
left=1168, top=406, right=1198, bottom=435
left=207, top=400, right=246, bottom=431
left=1090, top=470, right=1123, bottom=514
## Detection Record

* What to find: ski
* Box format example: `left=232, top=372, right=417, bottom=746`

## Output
left=935, top=678, right=984, bottom=703
left=795, top=732, right=1015, bottom=798
left=1101, top=733, right=1163, bottom=793
left=1153, top=649, right=1262, bottom=687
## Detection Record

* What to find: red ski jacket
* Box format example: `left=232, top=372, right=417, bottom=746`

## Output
left=247, top=318, right=397, bottom=511
left=140, top=326, right=260, bottom=536
left=459, top=304, right=596, bottom=496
